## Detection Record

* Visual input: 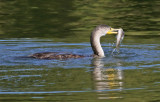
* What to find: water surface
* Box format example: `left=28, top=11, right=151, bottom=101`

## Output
left=0, top=36, right=160, bottom=102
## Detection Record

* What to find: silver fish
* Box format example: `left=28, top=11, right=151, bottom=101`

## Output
left=116, top=28, right=124, bottom=51
left=112, top=28, right=124, bottom=55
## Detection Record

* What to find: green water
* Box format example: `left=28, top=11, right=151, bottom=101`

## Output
left=0, top=0, right=160, bottom=102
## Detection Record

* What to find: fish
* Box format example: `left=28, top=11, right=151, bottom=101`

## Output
left=112, top=28, right=124, bottom=55
left=116, top=28, right=124, bottom=50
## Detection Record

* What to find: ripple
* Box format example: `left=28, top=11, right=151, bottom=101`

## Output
left=0, top=87, right=144, bottom=94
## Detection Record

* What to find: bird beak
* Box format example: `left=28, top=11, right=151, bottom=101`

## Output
left=107, top=28, right=121, bottom=35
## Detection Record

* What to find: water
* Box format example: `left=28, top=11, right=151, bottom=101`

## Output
left=0, top=0, right=160, bottom=102
left=0, top=37, right=160, bottom=102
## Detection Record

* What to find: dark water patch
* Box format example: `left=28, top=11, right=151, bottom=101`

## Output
left=0, top=0, right=160, bottom=38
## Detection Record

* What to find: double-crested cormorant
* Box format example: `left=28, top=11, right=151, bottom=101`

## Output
left=30, top=25, right=124, bottom=59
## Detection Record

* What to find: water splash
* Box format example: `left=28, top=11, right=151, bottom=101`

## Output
left=111, top=48, right=120, bottom=56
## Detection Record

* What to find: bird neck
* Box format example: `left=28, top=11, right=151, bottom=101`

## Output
left=90, top=33, right=105, bottom=57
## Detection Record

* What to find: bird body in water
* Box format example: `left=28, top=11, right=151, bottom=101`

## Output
left=30, top=52, right=84, bottom=59
left=30, top=25, right=124, bottom=59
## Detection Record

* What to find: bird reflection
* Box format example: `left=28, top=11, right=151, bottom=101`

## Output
left=92, top=58, right=123, bottom=99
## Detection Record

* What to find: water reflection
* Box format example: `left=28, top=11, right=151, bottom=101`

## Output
left=0, top=0, right=160, bottom=38
left=92, top=58, right=123, bottom=99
